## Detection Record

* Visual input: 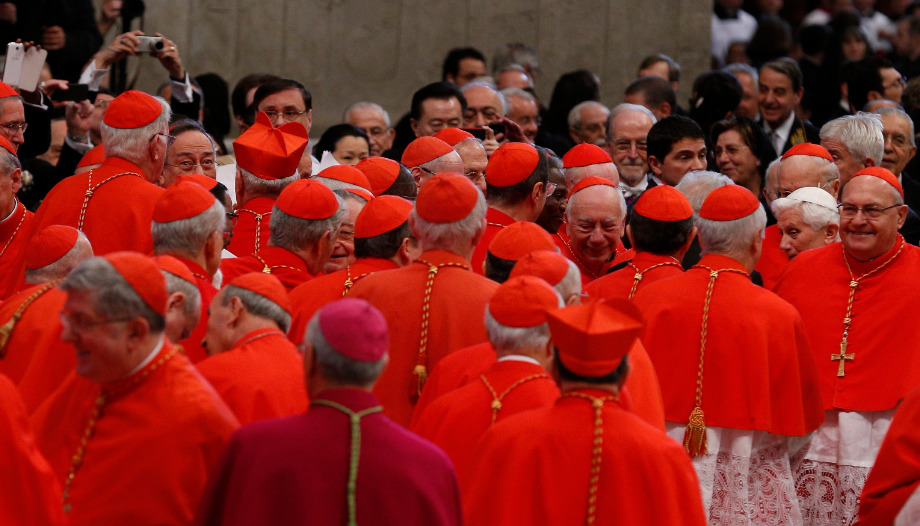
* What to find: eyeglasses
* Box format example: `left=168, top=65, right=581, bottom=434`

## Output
left=463, top=107, right=501, bottom=122
left=0, top=121, right=27, bottom=134
left=713, top=144, right=749, bottom=156
left=611, top=139, right=647, bottom=154
left=838, top=203, right=901, bottom=219
left=464, top=170, right=485, bottom=182
left=544, top=182, right=558, bottom=195
left=263, top=109, right=308, bottom=121
left=515, top=115, right=542, bottom=127
left=883, top=76, right=908, bottom=91
left=59, top=311, right=132, bottom=333
left=165, top=158, right=217, bottom=171
left=151, top=132, right=176, bottom=146
left=418, top=166, right=438, bottom=177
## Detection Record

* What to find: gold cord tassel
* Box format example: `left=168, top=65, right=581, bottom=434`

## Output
left=0, top=313, right=19, bottom=355
left=412, top=364, right=428, bottom=396
left=683, top=405, right=708, bottom=457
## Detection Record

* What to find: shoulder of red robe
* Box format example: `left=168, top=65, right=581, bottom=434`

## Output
left=77, top=144, right=106, bottom=168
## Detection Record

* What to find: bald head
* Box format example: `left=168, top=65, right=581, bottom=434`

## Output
left=776, top=154, right=840, bottom=200
left=565, top=184, right=627, bottom=272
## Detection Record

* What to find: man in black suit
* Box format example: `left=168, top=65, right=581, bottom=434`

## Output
left=877, top=107, right=920, bottom=212
left=758, top=58, right=819, bottom=156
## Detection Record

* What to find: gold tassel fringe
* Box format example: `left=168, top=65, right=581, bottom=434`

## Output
left=412, top=364, right=428, bottom=397
left=0, top=314, right=17, bottom=356
left=683, top=405, right=708, bottom=457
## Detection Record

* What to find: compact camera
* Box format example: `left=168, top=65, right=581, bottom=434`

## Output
left=136, top=36, right=165, bottom=53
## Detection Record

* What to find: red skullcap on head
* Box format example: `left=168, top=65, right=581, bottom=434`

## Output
left=356, top=157, right=400, bottom=195
left=434, top=127, right=475, bottom=146
left=103, top=252, right=168, bottom=316
left=488, top=221, right=556, bottom=261
left=174, top=173, right=218, bottom=191
left=318, top=298, right=389, bottom=362
left=152, top=255, right=196, bottom=286
left=346, top=188, right=375, bottom=201
left=781, top=143, right=833, bottom=162
left=485, top=142, right=539, bottom=187
left=318, top=165, right=373, bottom=192
left=103, top=90, right=163, bottom=129
left=355, top=195, right=413, bottom=239
left=77, top=144, right=105, bottom=168
left=509, top=250, right=570, bottom=287
left=569, top=176, right=617, bottom=196
left=25, top=225, right=81, bottom=270
left=851, top=167, right=904, bottom=199
left=699, top=184, right=760, bottom=221
left=488, top=275, right=561, bottom=328
left=152, top=181, right=216, bottom=223
left=233, top=112, right=309, bottom=180
left=415, top=172, right=479, bottom=223
left=275, top=179, right=340, bottom=220
left=562, top=143, right=613, bottom=168
left=401, top=136, right=454, bottom=168
left=634, top=185, right=694, bottom=221
left=0, top=82, right=16, bottom=98
left=228, top=272, right=292, bottom=315
left=548, top=298, right=644, bottom=377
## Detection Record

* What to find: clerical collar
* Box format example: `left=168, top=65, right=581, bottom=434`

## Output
left=497, top=355, right=542, bottom=366
left=0, top=197, right=18, bottom=223
left=126, top=335, right=165, bottom=376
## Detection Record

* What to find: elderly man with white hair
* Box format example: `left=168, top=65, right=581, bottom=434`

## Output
left=460, top=81, right=505, bottom=155
left=771, top=186, right=840, bottom=259
left=569, top=100, right=610, bottom=147
left=343, top=101, right=396, bottom=157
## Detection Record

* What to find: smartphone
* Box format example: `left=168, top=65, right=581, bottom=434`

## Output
left=52, top=84, right=90, bottom=102
left=460, top=127, right=488, bottom=140
left=488, top=122, right=506, bottom=136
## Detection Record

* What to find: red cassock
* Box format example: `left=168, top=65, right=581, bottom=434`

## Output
left=30, top=157, right=164, bottom=255
left=461, top=388, right=707, bottom=526
left=774, top=238, right=920, bottom=412
left=196, top=328, right=309, bottom=425
left=858, top=385, right=920, bottom=525
left=220, top=246, right=314, bottom=291
left=412, top=358, right=559, bottom=474
left=585, top=251, right=684, bottom=300
left=632, top=254, right=824, bottom=435
left=173, top=256, right=219, bottom=364
left=32, top=342, right=240, bottom=526
left=195, top=388, right=463, bottom=526
left=0, top=373, right=64, bottom=526
left=288, top=257, right=398, bottom=345
left=0, top=285, right=75, bottom=413
left=555, top=222, right=634, bottom=287
left=0, top=199, right=31, bottom=299
left=411, top=340, right=666, bottom=431
left=470, top=207, right=515, bottom=275
left=348, top=249, right=499, bottom=426
left=225, top=196, right=274, bottom=257
left=754, top=224, right=789, bottom=290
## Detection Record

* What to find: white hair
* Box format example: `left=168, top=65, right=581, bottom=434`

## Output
left=820, top=112, right=884, bottom=166
left=568, top=101, right=610, bottom=130
left=697, top=205, right=767, bottom=254
left=222, top=284, right=290, bottom=333
left=410, top=188, right=487, bottom=247
left=876, top=106, right=916, bottom=148
left=342, top=101, right=391, bottom=128
left=161, top=271, right=201, bottom=320
left=484, top=307, right=557, bottom=353
left=500, top=87, right=536, bottom=105
left=239, top=167, right=299, bottom=198
left=101, top=97, right=172, bottom=165
left=675, top=170, right=733, bottom=219
left=565, top=183, right=627, bottom=224
left=24, top=232, right=93, bottom=284
left=771, top=198, right=840, bottom=230
left=152, top=200, right=225, bottom=256
left=460, top=81, right=509, bottom=115
left=556, top=259, right=582, bottom=301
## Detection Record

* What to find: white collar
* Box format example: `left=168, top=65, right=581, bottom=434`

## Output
left=126, top=335, right=165, bottom=376
left=497, top=355, right=542, bottom=366
left=767, top=111, right=796, bottom=139
left=0, top=198, right=19, bottom=223
left=619, top=176, right=650, bottom=196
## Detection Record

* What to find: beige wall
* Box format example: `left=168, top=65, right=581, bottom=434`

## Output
left=129, top=0, right=710, bottom=137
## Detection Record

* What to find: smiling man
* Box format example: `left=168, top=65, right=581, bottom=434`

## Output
left=775, top=167, right=920, bottom=525
left=876, top=107, right=920, bottom=211
left=758, top=58, right=819, bottom=156
left=562, top=177, right=628, bottom=286
left=646, top=115, right=707, bottom=187
left=160, top=119, right=217, bottom=187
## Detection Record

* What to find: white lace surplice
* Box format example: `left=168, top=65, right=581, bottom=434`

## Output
left=794, top=409, right=894, bottom=526
left=666, top=423, right=808, bottom=526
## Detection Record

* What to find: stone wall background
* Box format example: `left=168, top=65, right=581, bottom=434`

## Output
left=115, top=0, right=710, bottom=137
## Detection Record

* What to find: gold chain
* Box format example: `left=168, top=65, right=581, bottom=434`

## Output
left=0, top=200, right=26, bottom=261
left=684, top=264, right=749, bottom=457
left=77, top=169, right=144, bottom=231
left=480, top=372, right=550, bottom=423
left=61, top=345, right=178, bottom=514
left=626, top=257, right=682, bottom=299
left=0, top=279, right=61, bottom=355
left=411, top=259, right=470, bottom=396
left=234, top=329, right=285, bottom=349
left=342, top=266, right=373, bottom=296
left=835, top=240, right=904, bottom=377
left=237, top=208, right=270, bottom=254
left=252, top=253, right=304, bottom=275
left=561, top=391, right=619, bottom=525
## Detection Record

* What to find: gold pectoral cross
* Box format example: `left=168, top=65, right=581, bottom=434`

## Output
left=831, top=340, right=854, bottom=377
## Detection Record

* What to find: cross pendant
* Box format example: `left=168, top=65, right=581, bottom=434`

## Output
left=831, top=340, right=855, bottom=377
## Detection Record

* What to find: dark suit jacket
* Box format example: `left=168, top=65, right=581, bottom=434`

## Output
left=780, top=117, right=820, bottom=155
left=903, top=173, right=920, bottom=213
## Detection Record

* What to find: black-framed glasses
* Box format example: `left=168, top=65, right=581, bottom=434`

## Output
left=151, top=132, right=176, bottom=146
left=0, top=121, right=27, bottom=133
left=838, top=203, right=901, bottom=219
left=59, top=311, right=133, bottom=333
left=165, top=158, right=217, bottom=171
left=418, top=166, right=438, bottom=176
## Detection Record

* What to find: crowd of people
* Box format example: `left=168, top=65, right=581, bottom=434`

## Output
left=5, top=0, right=920, bottom=525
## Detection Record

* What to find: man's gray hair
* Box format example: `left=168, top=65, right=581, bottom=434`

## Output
left=676, top=170, right=733, bottom=219
left=697, top=205, right=767, bottom=254
left=239, top=167, right=299, bottom=197
left=500, top=87, right=536, bottom=107
left=24, top=232, right=92, bottom=285
left=304, top=313, right=386, bottom=384
left=342, top=101, right=391, bottom=128
left=723, top=63, right=759, bottom=87
left=152, top=200, right=225, bottom=256
left=61, top=257, right=165, bottom=333
left=411, top=188, right=487, bottom=247
left=876, top=106, right=916, bottom=148
left=820, top=112, right=885, bottom=166
left=568, top=101, right=610, bottom=131
left=484, top=308, right=556, bottom=353
left=607, top=103, right=657, bottom=139
left=771, top=198, right=840, bottom=231
left=222, top=284, right=291, bottom=333
left=270, top=194, right=346, bottom=252
left=564, top=184, right=627, bottom=223
left=460, top=81, right=509, bottom=114
left=556, top=258, right=582, bottom=301
left=161, top=271, right=201, bottom=320
left=0, top=146, right=21, bottom=176
left=101, top=97, right=172, bottom=165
